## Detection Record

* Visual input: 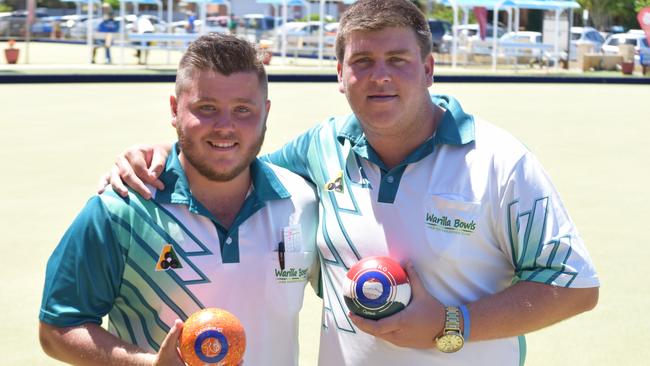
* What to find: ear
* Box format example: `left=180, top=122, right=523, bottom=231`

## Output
left=424, top=53, right=434, bottom=87
left=263, top=99, right=271, bottom=124
left=337, top=62, right=345, bottom=94
left=170, top=95, right=178, bottom=128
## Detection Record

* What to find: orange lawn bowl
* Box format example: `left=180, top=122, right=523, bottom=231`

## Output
left=179, top=308, right=246, bottom=366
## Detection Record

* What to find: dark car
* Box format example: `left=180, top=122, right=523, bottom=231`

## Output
left=1, top=9, right=48, bottom=37
left=428, top=19, right=452, bottom=53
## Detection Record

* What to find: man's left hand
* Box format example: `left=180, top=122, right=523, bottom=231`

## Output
left=349, top=262, right=446, bottom=349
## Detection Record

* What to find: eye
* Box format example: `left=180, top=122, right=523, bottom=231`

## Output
left=389, top=56, right=407, bottom=65
left=234, top=105, right=251, bottom=114
left=352, top=57, right=372, bottom=66
left=198, top=104, right=216, bottom=112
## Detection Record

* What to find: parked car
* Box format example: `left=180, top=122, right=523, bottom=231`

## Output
left=173, top=17, right=227, bottom=34
left=30, top=16, right=62, bottom=37
left=499, top=31, right=543, bottom=49
left=569, top=26, right=605, bottom=60
left=324, top=21, right=338, bottom=36
left=69, top=17, right=102, bottom=39
left=455, top=23, right=506, bottom=55
left=428, top=19, right=451, bottom=53
left=497, top=31, right=551, bottom=64
left=281, top=21, right=336, bottom=50
left=58, top=15, right=89, bottom=38
left=70, top=14, right=165, bottom=39
left=0, top=9, right=48, bottom=37
left=241, top=13, right=281, bottom=41
left=601, top=31, right=650, bottom=64
left=242, top=14, right=279, bottom=32
left=457, top=23, right=506, bottom=40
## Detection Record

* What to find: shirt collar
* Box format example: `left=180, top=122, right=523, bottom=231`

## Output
left=154, top=143, right=290, bottom=213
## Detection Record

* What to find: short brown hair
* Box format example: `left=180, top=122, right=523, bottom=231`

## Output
left=175, top=33, right=268, bottom=98
left=335, top=0, right=432, bottom=62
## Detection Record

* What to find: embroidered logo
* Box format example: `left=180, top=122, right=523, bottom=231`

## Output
left=274, top=267, right=310, bottom=283
left=425, top=211, right=476, bottom=236
left=156, top=244, right=183, bottom=271
left=324, top=170, right=344, bottom=193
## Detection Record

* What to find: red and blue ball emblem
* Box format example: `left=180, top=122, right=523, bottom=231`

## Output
left=343, top=256, right=411, bottom=320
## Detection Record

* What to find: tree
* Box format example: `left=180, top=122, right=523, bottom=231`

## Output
left=577, top=0, right=642, bottom=30
left=636, top=0, right=650, bottom=12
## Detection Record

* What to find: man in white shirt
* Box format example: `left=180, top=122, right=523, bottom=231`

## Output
left=102, top=1, right=599, bottom=364
left=40, top=33, right=318, bottom=366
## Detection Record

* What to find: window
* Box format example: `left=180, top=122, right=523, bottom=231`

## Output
left=623, top=38, right=638, bottom=46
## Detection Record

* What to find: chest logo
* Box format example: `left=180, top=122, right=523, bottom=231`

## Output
left=324, top=170, right=344, bottom=193
left=156, top=244, right=183, bottom=271
left=425, top=211, right=477, bottom=236
left=275, top=267, right=310, bottom=283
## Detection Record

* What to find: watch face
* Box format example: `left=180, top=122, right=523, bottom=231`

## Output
left=437, top=334, right=464, bottom=353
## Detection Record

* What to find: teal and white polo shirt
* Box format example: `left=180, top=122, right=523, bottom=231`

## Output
left=264, top=94, right=599, bottom=366
left=40, top=144, right=318, bottom=366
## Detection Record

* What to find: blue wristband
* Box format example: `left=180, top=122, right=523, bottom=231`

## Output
left=459, top=304, right=470, bottom=341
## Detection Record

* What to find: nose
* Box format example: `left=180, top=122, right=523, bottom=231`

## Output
left=210, top=112, right=235, bottom=131
left=369, top=60, right=391, bottom=83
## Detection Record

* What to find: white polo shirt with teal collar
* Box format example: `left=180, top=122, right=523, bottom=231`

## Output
left=40, top=143, right=319, bottom=365
left=264, top=94, right=599, bottom=366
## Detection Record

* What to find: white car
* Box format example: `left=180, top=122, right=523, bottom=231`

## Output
left=498, top=31, right=546, bottom=60
left=172, top=17, right=227, bottom=35
left=281, top=21, right=335, bottom=50
left=569, top=26, right=605, bottom=60
left=601, top=31, right=650, bottom=64
left=455, top=23, right=506, bottom=55
left=500, top=31, right=542, bottom=44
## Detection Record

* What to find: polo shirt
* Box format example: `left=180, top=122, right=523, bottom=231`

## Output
left=40, top=144, right=319, bottom=365
left=264, top=94, right=599, bottom=365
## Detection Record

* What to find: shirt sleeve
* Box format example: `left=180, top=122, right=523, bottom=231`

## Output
left=40, top=195, right=126, bottom=327
left=496, top=152, right=599, bottom=288
left=261, top=126, right=319, bottom=182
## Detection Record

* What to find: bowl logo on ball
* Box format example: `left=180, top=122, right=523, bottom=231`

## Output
left=179, top=308, right=246, bottom=366
left=344, top=256, right=411, bottom=320
left=194, top=329, right=228, bottom=363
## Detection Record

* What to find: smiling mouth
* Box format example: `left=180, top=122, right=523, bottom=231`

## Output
left=207, top=141, right=237, bottom=149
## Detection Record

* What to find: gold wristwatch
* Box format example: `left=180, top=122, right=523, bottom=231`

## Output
left=435, top=306, right=464, bottom=353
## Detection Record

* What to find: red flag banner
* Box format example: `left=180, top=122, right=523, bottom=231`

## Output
left=474, top=7, right=488, bottom=40
left=638, top=7, right=650, bottom=45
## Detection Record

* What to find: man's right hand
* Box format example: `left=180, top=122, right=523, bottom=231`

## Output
left=154, top=319, right=185, bottom=366
left=39, top=319, right=186, bottom=366
left=97, top=143, right=172, bottom=200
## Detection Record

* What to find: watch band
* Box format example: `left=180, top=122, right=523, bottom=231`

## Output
left=459, top=304, right=470, bottom=341
left=435, top=306, right=465, bottom=353
left=445, top=306, right=461, bottom=332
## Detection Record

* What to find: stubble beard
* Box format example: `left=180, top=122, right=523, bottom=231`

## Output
left=177, top=125, right=266, bottom=182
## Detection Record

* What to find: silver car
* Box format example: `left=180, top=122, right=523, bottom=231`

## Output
left=569, top=26, right=605, bottom=60
left=601, top=31, right=650, bottom=65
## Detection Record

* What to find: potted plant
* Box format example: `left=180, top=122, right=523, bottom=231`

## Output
left=4, top=39, right=19, bottom=64
left=621, top=61, right=634, bottom=75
